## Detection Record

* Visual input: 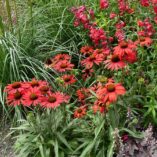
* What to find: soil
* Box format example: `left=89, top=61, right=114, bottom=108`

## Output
left=0, top=124, right=15, bottom=157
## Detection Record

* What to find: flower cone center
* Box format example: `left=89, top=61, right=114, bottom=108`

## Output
left=48, top=96, right=57, bottom=103
left=14, top=91, right=22, bottom=99
left=107, top=84, right=115, bottom=92
left=120, top=41, right=128, bottom=48
left=111, top=55, right=120, bottom=62
left=30, top=93, right=38, bottom=100
left=12, top=82, right=21, bottom=89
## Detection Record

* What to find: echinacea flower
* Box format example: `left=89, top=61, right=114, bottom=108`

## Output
left=81, top=54, right=103, bottom=68
left=76, top=88, right=90, bottom=102
left=80, top=46, right=94, bottom=56
left=61, top=74, right=76, bottom=85
left=123, top=51, right=137, bottom=63
left=54, top=54, right=71, bottom=61
left=74, top=107, right=86, bottom=118
left=104, top=54, right=126, bottom=70
left=7, top=90, right=24, bottom=106
left=136, top=36, right=153, bottom=47
left=97, top=80, right=126, bottom=104
left=53, top=60, right=74, bottom=72
left=41, top=92, right=64, bottom=108
left=113, top=40, right=136, bottom=59
left=23, top=87, right=42, bottom=106
left=92, top=99, right=106, bottom=113
left=23, top=78, right=47, bottom=89
left=5, top=82, right=24, bottom=93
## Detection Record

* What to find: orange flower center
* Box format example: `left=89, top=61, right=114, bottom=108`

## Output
left=12, top=82, right=21, bottom=89
left=48, top=96, right=57, bottom=103
left=45, top=59, right=52, bottom=65
left=60, top=63, right=67, bottom=68
left=14, top=91, right=22, bottom=100
left=40, top=86, right=49, bottom=92
left=30, top=93, right=38, bottom=100
left=139, top=37, right=145, bottom=42
left=77, top=108, right=83, bottom=113
left=111, top=54, right=120, bottom=62
left=120, top=41, right=128, bottom=48
left=31, top=80, right=39, bottom=87
left=107, top=84, right=115, bottom=92
left=89, top=55, right=95, bottom=61
left=64, top=77, right=71, bottom=82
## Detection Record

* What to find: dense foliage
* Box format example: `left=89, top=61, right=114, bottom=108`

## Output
left=1, top=0, right=157, bottom=157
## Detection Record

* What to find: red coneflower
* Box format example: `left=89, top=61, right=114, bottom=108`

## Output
left=136, top=36, right=153, bottom=47
left=81, top=54, right=103, bottom=68
left=92, top=99, right=106, bottom=113
left=76, top=88, right=90, bottom=102
left=23, top=78, right=47, bottom=89
left=54, top=54, right=71, bottom=61
left=23, top=88, right=42, bottom=106
left=7, top=90, right=24, bottom=106
left=74, top=107, right=86, bottom=118
left=80, top=46, right=94, bottom=56
left=104, top=54, right=126, bottom=70
left=5, top=82, right=24, bottom=93
left=97, top=80, right=126, bottom=104
left=41, top=92, right=64, bottom=108
left=61, top=74, right=76, bottom=85
left=124, top=51, right=137, bottom=63
left=53, top=60, right=74, bottom=72
left=113, top=40, right=136, bottom=59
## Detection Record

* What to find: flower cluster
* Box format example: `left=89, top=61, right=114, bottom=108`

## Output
left=5, top=79, right=69, bottom=108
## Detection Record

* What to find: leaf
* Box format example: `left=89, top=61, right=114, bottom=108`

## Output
left=120, top=128, right=144, bottom=139
left=54, top=139, right=59, bottom=157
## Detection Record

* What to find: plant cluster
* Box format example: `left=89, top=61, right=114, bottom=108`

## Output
left=1, top=0, right=157, bottom=157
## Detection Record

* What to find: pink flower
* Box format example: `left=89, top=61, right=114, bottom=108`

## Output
left=100, top=0, right=109, bottom=9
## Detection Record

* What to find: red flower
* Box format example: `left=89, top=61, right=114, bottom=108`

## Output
left=74, top=107, right=86, bottom=118
left=7, top=90, right=24, bottom=106
left=76, top=88, right=89, bottom=102
left=110, top=12, right=117, bottom=19
left=54, top=54, right=71, bottom=61
left=80, top=46, right=94, bottom=56
left=97, top=80, right=126, bottom=104
left=62, top=74, right=76, bottom=85
left=140, top=0, right=149, bottom=7
left=41, top=92, right=64, bottom=109
left=104, top=54, right=126, bottom=70
left=53, top=60, right=74, bottom=72
left=5, top=82, right=24, bottom=93
left=92, top=99, right=106, bottom=113
left=81, top=54, right=103, bottom=68
left=23, top=88, right=42, bottom=106
left=24, top=78, right=47, bottom=89
left=100, top=0, right=109, bottom=9
left=124, top=51, right=137, bottom=63
left=93, top=48, right=110, bottom=59
left=136, top=36, right=153, bottom=47
left=113, top=40, right=136, bottom=59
